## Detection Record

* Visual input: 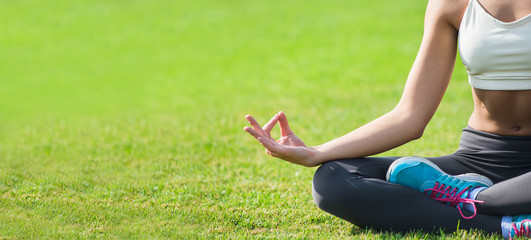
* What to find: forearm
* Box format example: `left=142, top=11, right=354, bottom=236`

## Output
left=309, top=108, right=426, bottom=166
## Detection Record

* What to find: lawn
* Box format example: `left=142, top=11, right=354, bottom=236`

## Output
left=0, top=0, right=502, bottom=239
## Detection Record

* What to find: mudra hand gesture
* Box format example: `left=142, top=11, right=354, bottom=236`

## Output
left=244, top=112, right=319, bottom=167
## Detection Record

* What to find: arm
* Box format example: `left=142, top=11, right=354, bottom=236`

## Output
left=245, top=0, right=463, bottom=167
left=313, top=0, right=462, bottom=163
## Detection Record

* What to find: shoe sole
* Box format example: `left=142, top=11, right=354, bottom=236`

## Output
left=386, top=156, right=494, bottom=187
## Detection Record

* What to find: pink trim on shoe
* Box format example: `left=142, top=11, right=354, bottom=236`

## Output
left=511, top=219, right=531, bottom=240
left=424, top=183, right=484, bottom=219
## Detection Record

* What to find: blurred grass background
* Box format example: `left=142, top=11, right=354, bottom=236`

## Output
left=0, top=0, right=492, bottom=238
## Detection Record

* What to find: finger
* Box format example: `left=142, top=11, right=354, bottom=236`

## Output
left=258, top=137, right=289, bottom=159
left=262, top=114, right=279, bottom=135
left=243, top=126, right=265, bottom=140
left=257, top=136, right=281, bottom=154
left=245, top=115, right=267, bottom=136
left=277, top=111, right=294, bottom=136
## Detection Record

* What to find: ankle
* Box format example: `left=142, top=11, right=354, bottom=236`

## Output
left=462, top=186, right=486, bottom=213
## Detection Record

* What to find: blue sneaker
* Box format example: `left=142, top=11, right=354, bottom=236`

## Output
left=504, top=214, right=531, bottom=239
left=386, top=157, right=493, bottom=219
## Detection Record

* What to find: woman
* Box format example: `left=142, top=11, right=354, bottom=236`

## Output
left=244, top=0, right=531, bottom=238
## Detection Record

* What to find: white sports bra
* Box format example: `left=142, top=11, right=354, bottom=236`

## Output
left=458, top=0, right=531, bottom=90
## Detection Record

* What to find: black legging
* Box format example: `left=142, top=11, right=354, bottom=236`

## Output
left=311, top=127, right=531, bottom=233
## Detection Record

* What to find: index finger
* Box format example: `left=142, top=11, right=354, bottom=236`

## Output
left=245, top=115, right=268, bottom=136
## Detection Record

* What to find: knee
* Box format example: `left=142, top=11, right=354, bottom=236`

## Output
left=312, top=161, right=345, bottom=192
left=313, top=161, right=340, bottom=184
left=312, top=161, right=339, bottom=211
left=311, top=161, right=362, bottom=211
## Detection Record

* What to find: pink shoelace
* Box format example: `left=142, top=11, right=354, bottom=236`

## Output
left=511, top=219, right=531, bottom=239
left=424, top=182, right=484, bottom=219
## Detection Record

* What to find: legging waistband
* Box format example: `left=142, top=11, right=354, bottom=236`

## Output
left=458, top=126, right=531, bottom=153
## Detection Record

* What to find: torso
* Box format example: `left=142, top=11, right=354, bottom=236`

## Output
left=469, top=89, right=531, bottom=135
left=453, top=0, right=531, bottom=136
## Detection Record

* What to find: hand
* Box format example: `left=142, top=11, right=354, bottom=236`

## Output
left=243, top=112, right=319, bottom=167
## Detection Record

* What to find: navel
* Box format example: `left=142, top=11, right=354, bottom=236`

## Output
left=512, top=125, right=521, bottom=132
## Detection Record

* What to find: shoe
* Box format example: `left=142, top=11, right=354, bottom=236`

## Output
left=506, top=214, right=531, bottom=239
left=386, top=157, right=493, bottom=219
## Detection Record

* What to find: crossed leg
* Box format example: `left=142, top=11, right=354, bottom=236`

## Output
left=311, top=157, right=502, bottom=233
left=476, top=170, right=531, bottom=215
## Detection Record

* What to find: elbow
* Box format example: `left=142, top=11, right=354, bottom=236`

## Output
left=408, top=118, right=429, bottom=140
left=398, top=114, right=428, bottom=141
left=411, top=128, right=424, bottom=140
left=390, top=108, right=430, bottom=141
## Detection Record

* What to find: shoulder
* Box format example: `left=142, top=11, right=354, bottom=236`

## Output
left=425, top=0, right=470, bottom=31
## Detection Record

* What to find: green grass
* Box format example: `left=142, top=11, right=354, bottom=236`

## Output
left=0, top=0, right=503, bottom=239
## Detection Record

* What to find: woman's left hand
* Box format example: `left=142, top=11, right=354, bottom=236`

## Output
left=243, top=112, right=319, bottom=167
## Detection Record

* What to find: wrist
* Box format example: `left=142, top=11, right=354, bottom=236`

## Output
left=305, top=146, right=326, bottom=167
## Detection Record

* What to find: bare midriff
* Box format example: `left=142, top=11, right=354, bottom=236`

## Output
left=468, top=88, right=531, bottom=136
